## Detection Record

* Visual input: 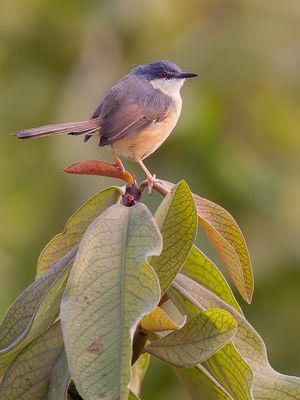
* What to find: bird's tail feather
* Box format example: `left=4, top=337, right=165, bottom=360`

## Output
left=13, top=119, right=100, bottom=139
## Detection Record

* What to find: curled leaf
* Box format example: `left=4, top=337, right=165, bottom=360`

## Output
left=64, top=159, right=134, bottom=185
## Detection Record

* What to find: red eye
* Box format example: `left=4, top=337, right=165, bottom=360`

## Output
left=159, top=71, right=167, bottom=78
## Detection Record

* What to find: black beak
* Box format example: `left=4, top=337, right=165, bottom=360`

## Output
left=177, top=72, right=198, bottom=79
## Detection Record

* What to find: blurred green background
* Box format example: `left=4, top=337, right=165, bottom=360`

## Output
left=1, top=0, right=300, bottom=398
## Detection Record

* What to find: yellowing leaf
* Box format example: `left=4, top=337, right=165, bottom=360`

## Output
left=150, top=180, right=197, bottom=294
left=0, top=248, right=75, bottom=377
left=129, top=352, right=150, bottom=397
left=37, top=186, right=122, bottom=278
left=140, top=306, right=180, bottom=332
left=172, top=274, right=300, bottom=399
left=173, top=364, right=234, bottom=400
left=61, top=203, right=162, bottom=400
left=195, top=194, right=253, bottom=303
left=0, top=321, right=64, bottom=399
left=183, top=246, right=242, bottom=314
left=145, top=308, right=237, bottom=368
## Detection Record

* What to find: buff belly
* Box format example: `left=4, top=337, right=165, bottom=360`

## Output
left=112, top=105, right=182, bottom=161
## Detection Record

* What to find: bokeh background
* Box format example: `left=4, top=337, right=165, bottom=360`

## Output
left=1, top=0, right=300, bottom=398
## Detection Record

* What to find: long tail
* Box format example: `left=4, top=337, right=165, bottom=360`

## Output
left=13, top=118, right=100, bottom=139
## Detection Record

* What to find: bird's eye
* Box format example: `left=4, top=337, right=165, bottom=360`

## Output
left=159, top=71, right=167, bottom=78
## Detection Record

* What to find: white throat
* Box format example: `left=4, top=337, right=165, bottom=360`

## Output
left=150, top=78, right=184, bottom=100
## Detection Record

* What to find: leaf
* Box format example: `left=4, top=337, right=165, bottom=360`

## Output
left=47, top=350, right=70, bottom=400
left=61, top=203, right=162, bottom=400
left=0, top=321, right=64, bottom=399
left=128, top=391, right=141, bottom=400
left=0, top=247, right=75, bottom=377
left=169, top=286, right=254, bottom=400
left=145, top=308, right=237, bottom=368
left=206, top=342, right=254, bottom=400
left=129, top=352, right=150, bottom=397
left=173, top=364, right=234, bottom=400
left=182, top=246, right=242, bottom=314
left=64, top=159, right=134, bottom=185
left=37, top=186, right=122, bottom=278
left=140, top=306, right=181, bottom=332
left=149, top=180, right=197, bottom=294
left=172, top=275, right=300, bottom=399
left=156, top=180, right=254, bottom=303
left=194, top=194, right=253, bottom=303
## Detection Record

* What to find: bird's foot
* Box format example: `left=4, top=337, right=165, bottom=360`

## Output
left=113, top=155, right=126, bottom=175
left=147, top=174, right=156, bottom=195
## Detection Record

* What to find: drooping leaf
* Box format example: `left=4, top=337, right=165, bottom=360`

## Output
left=145, top=308, right=237, bottom=368
left=61, top=203, right=162, bottom=400
left=182, top=246, right=242, bottom=314
left=64, top=159, right=135, bottom=185
left=0, top=247, right=75, bottom=376
left=156, top=180, right=253, bottom=303
left=47, top=350, right=70, bottom=400
left=149, top=180, right=197, bottom=294
left=172, top=275, right=300, bottom=399
left=194, top=193, right=253, bottom=303
left=0, top=321, right=64, bottom=399
left=129, top=352, right=150, bottom=397
left=140, top=306, right=181, bottom=332
left=37, top=186, right=122, bottom=277
left=173, top=364, right=234, bottom=400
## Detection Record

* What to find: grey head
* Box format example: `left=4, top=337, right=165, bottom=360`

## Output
left=131, top=60, right=198, bottom=81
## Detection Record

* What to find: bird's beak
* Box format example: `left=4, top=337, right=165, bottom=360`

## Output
left=176, top=72, right=198, bottom=79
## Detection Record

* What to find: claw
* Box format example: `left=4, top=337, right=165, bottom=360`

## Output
left=114, top=155, right=126, bottom=175
left=147, top=174, right=156, bottom=195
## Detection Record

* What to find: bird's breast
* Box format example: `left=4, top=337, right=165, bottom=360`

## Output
left=113, top=98, right=182, bottom=160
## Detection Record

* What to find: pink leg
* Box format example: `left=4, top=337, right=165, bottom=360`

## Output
left=136, top=158, right=156, bottom=194
left=111, top=145, right=125, bottom=174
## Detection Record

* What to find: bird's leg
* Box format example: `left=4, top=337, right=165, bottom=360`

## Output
left=136, top=158, right=156, bottom=194
left=111, top=145, right=125, bottom=174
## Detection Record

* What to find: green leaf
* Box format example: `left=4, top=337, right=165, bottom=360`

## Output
left=182, top=246, right=242, bottom=314
left=61, top=203, right=162, bottom=400
left=37, top=186, right=122, bottom=277
left=156, top=180, right=253, bottom=303
left=145, top=308, right=237, bottom=368
left=0, top=321, right=64, bottom=399
left=172, top=275, right=300, bottom=399
left=0, top=247, right=75, bottom=377
left=206, top=342, right=253, bottom=400
left=47, top=350, right=70, bottom=400
left=173, top=364, right=234, bottom=400
left=129, top=352, right=150, bottom=397
left=128, top=391, right=141, bottom=400
left=150, top=180, right=197, bottom=294
left=169, top=286, right=253, bottom=400
left=193, top=193, right=253, bottom=303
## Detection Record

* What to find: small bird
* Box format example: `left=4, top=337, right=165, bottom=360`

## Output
left=13, top=60, right=197, bottom=186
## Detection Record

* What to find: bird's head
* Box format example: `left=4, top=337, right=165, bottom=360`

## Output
left=132, top=60, right=198, bottom=97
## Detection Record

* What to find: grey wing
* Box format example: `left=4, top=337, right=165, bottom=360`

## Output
left=97, top=79, right=171, bottom=146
